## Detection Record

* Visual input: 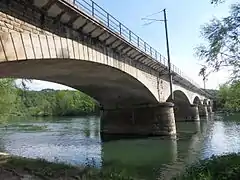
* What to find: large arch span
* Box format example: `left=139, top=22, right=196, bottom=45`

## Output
left=0, top=59, right=158, bottom=109
left=0, top=32, right=160, bottom=108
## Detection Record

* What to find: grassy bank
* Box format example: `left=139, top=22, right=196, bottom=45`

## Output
left=1, top=153, right=240, bottom=179
left=173, top=153, right=240, bottom=180
left=0, top=155, right=135, bottom=180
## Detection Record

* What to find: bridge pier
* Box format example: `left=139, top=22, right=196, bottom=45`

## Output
left=199, top=105, right=208, bottom=117
left=173, top=104, right=200, bottom=121
left=100, top=102, right=176, bottom=136
left=207, top=105, right=213, bottom=114
left=190, top=104, right=200, bottom=121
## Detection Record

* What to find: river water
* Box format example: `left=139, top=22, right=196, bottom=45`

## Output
left=0, top=114, right=240, bottom=179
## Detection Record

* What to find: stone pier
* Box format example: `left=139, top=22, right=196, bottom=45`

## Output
left=199, top=105, right=208, bottom=117
left=207, top=105, right=213, bottom=114
left=173, top=104, right=200, bottom=121
left=100, top=102, right=176, bottom=136
left=190, top=104, right=200, bottom=121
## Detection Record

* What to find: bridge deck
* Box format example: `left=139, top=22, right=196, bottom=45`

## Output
left=15, top=0, right=210, bottom=97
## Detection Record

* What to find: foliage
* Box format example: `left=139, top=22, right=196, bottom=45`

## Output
left=211, top=0, right=225, bottom=4
left=173, top=153, right=240, bottom=180
left=0, top=79, right=99, bottom=119
left=0, top=79, right=19, bottom=119
left=196, top=3, right=240, bottom=81
left=18, top=89, right=99, bottom=117
left=217, top=81, right=240, bottom=112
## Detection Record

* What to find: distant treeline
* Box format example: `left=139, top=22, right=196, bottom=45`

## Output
left=0, top=79, right=99, bottom=118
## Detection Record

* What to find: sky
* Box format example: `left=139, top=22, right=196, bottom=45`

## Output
left=24, top=0, right=237, bottom=90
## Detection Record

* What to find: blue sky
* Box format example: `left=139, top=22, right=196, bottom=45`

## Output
left=25, top=0, right=237, bottom=90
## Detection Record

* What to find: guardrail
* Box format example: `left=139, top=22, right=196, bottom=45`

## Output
left=69, top=0, right=201, bottom=88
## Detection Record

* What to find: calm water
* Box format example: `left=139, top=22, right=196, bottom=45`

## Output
left=0, top=114, right=240, bottom=179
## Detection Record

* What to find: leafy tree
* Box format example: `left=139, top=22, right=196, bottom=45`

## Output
left=0, top=79, right=99, bottom=119
left=211, top=0, right=225, bottom=4
left=217, top=81, right=240, bottom=112
left=196, top=3, right=240, bottom=80
left=0, top=79, right=19, bottom=118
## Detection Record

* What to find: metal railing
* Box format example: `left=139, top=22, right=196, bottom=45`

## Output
left=69, top=0, right=201, bottom=88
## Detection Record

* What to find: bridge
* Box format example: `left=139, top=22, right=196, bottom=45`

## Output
left=0, top=0, right=213, bottom=136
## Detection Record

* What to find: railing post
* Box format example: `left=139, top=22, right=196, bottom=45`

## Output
left=119, top=23, right=122, bottom=35
left=107, top=13, right=109, bottom=27
left=129, top=31, right=131, bottom=42
left=150, top=47, right=152, bottom=56
left=144, top=42, right=146, bottom=52
left=92, top=1, right=94, bottom=16
left=137, top=37, right=139, bottom=47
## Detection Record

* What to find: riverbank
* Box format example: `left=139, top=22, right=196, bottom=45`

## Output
left=2, top=153, right=240, bottom=180
left=173, top=153, right=240, bottom=180
left=0, top=154, right=135, bottom=180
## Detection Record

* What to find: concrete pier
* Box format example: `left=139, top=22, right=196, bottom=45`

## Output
left=100, top=102, right=176, bottom=136
left=199, top=105, right=208, bottom=117
left=190, top=104, right=200, bottom=121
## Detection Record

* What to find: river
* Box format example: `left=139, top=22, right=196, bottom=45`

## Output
left=0, top=113, right=240, bottom=179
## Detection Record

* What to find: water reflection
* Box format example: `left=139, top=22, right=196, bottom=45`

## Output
left=201, top=120, right=240, bottom=159
left=0, top=114, right=239, bottom=179
left=101, top=137, right=178, bottom=179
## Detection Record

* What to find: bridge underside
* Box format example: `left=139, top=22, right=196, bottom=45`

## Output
left=0, top=59, right=158, bottom=108
left=0, top=59, right=177, bottom=136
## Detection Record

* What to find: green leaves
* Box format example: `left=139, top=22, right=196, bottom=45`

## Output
left=21, top=89, right=98, bottom=117
left=174, top=153, right=240, bottom=180
left=0, top=78, right=98, bottom=119
left=211, top=0, right=225, bottom=4
left=196, top=3, right=240, bottom=81
left=0, top=79, right=18, bottom=118
left=217, top=81, right=240, bottom=112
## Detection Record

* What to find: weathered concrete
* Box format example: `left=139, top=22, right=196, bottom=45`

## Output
left=101, top=102, right=176, bottom=136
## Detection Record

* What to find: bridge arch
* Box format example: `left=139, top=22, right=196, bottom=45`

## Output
left=193, top=96, right=202, bottom=105
left=167, top=90, right=191, bottom=104
left=203, top=99, right=209, bottom=105
left=167, top=90, right=191, bottom=121
left=0, top=32, right=159, bottom=108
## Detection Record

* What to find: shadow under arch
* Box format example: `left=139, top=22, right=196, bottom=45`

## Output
left=193, top=96, right=202, bottom=105
left=167, top=90, right=191, bottom=121
left=203, top=99, right=208, bottom=105
left=0, top=59, right=158, bottom=109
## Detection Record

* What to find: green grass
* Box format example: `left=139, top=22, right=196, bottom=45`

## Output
left=173, top=153, right=240, bottom=180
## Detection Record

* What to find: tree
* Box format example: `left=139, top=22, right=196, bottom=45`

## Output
left=198, top=66, right=210, bottom=89
left=0, top=79, right=19, bottom=117
left=196, top=3, right=240, bottom=81
left=217, top=81, right=240, bottom=112
left=211, top=0, right=225, bottom=4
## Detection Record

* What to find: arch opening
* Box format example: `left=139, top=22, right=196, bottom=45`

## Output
left=203, top=99, right=208, bottom=105
left=167, top=90, right=191, bottom=121
left=193, top=96, right=202, bottom=105
left=0, top=59, right=158, bottom=109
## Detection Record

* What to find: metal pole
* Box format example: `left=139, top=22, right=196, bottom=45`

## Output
left=163, top=9, right=174, bottom=101
left=203, top=76, right=206, bottom=89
